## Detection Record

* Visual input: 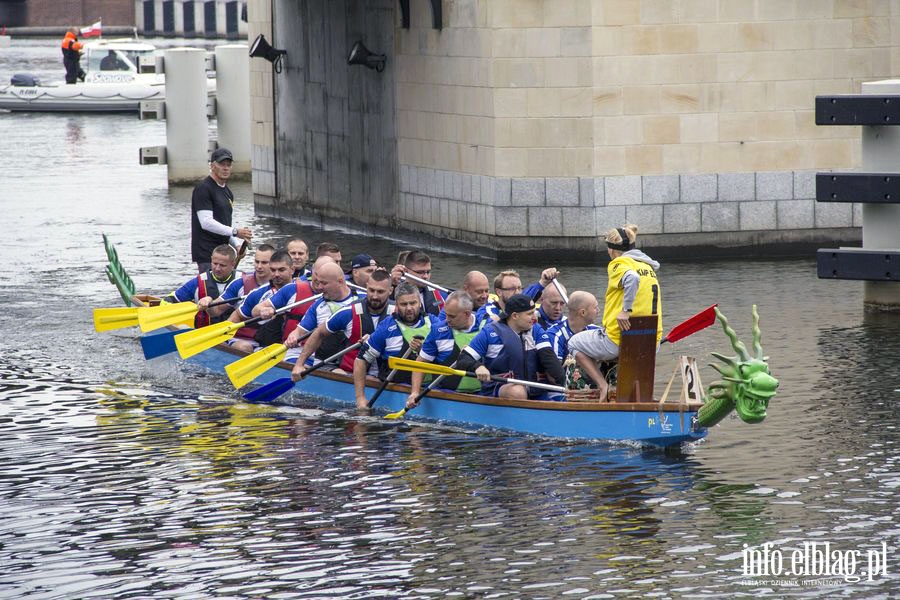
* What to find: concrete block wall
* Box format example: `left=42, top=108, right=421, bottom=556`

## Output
left=397, top=1, right=895, bottom=181
left=246, top=0, right=275, bottom=199
left=397, top=166, right=859, bottom=251
left=589, top=1, right=895, bottom=176
left=395, top=0, right=496, bottom=176
left=250, top=0, right=888, bottom=254
left=388, top=0, right=885, bottom=251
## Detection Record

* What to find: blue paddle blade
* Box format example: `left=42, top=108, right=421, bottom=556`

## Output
left=243, top=378, right=295, bottom=403
left=140, top=329, right=180, bottom=359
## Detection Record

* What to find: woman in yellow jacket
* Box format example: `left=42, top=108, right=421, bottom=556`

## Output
left=568, top=224, right=662, bottom=398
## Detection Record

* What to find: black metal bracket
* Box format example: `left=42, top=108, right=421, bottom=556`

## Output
left=399, top=0, right=410, bottom=28
left=817, top=173, right=900, bottom=203
left=817, top=249, right=900, bottom=281
left=816, top=95, right=900, bottom=126
left=430, top=0, right=442, bottom=29
left=398, top=0, right=442, bottom=30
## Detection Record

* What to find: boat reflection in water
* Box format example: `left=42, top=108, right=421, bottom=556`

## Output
left=0, top=38, right=215, bottom=112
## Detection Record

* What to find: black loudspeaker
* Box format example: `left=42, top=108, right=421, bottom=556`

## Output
left=249, top=34, right=286, bottom=72
left=347, top=41, right=386, bottom=73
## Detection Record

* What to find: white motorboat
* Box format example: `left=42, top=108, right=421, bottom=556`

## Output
left=0, top=38, right=215, bottom=113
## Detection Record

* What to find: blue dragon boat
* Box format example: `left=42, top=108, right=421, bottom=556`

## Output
left=100, top=235, right=778, bottom=448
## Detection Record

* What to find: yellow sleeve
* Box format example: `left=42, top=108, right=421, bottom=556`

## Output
left=607, top=259, right=627, bottom=289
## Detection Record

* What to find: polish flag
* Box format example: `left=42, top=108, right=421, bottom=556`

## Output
left=81, top=20, right=102, bottom=38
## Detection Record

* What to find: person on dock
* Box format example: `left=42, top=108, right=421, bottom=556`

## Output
left=164, top=245, right=241, bottom=328
left=404, top=291, right=484, bottom=409
left=191, top=148, right=252, bottom=273
left=280, top=261, right=358, bottom=363
left=291, top=268, right=394, bottom=378
left=567, top=224, right=662, bottom=399
left=455, top=294, right=565, bottom=400
left=391, top=250, right=447, bottom=317
left=346, top=254, right=378, bottom=287
left=227, top=249, right=293, bottom=352
left=353, top=282, right=431, bottom=408
left=61, top=28, right=85, bottom=84
left=203, top=243, right=275, bottom=321
left=287, top=238, right=310, bottom=279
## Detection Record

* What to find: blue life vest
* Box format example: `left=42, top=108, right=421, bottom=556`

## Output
left=486, top=321, right=540, bottom=383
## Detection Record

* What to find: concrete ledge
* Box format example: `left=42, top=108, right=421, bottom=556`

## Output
left=256, top=193, right=860, bottom=261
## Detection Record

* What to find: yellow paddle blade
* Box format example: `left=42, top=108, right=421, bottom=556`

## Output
left=175, top=315, right=196, bottom=328
left=387, top=356, right=465, bottom=378
left=384, top=407, right=407, bottom=420
left=174, top=320, right=241, bottom=359
left=137, top=302, right=199, bottom=332
left=224, top=343, right=288, bottom=389
left=93, top=307, right=139, bottom=332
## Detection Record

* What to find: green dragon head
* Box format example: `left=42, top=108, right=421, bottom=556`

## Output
left=707, top=305, right=779, bottom=424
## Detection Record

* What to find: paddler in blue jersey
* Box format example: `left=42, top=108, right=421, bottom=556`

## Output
left=163, top=244, right=241, bottom=328
left=405, top=291, right=484, bottom=406
left=287, top=237, right=310, bottom=279
left=568, top=224, right=662, bottom=399
left=346, top=254, right=378, bottom=287
left=390, top=250, right=447, bottom=317
left=291, top=269, right=394, bottom=376
left=279, top=260, right=359, bottom=363
left=226, top=249, right=293, bottom=352
left=354, top=282, right=431, bottom=409
left=461, top=271, right=491, bottom=316
left=545, top=291, right=600, bottom=361
left=483, top=270, right=524, bottom=321
left=207, top=243, right=275, bottom=320
left=455, top=294, right=565, bottom=400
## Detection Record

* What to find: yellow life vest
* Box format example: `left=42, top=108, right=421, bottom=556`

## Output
left=602, top=255, right=662, bottom=346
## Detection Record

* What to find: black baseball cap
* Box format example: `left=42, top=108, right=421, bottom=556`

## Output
left=210, top=147, right=233, bottom=163
left=500, top=293, right=535, bottom=319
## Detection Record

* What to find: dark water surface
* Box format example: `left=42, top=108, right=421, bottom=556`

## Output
left=1, top=39, right=898, bottom=598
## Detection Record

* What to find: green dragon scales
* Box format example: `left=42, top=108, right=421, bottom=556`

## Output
left=697, top=305, right=779, bottom=428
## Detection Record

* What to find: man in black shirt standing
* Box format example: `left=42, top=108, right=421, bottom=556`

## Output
left=191, top=148, right=252, bottom=272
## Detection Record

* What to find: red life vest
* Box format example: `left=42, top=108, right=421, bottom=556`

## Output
left=194, top=270, right=238, bottom=328
left=422, top=288, right=445, bottom=316
left=195, top=274, right=213, bottom=328
left=339, top=301, right=381, bottom=371
left=281, top=279, right=316, bottom=342
left=234, top=273, right=262, bottom=339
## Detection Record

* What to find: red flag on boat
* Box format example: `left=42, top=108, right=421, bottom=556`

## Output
left=80, top=20, right=102, bottom=38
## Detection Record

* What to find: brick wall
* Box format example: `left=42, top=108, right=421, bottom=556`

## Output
left=27, top=0, right=134, bottom=27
